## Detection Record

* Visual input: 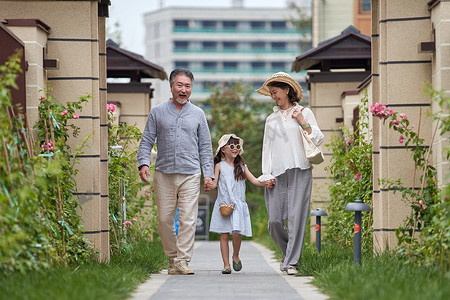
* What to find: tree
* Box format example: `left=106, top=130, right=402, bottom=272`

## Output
left=287, top=4, right=312, bottom=38
left=202, top=82, right=272, bottom=193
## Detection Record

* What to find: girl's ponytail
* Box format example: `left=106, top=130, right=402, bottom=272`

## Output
left=233, top=155, right=245, bottom=181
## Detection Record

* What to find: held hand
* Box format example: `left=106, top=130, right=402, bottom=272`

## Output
left=204, top=177, right=213, bottom=191
left=265, top=179, right=275, bottom=189
left=139, top=165, right=150, bottom=183
left=292, top=109, right=308, bottom=128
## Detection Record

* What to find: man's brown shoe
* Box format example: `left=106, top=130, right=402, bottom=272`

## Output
left=168, top=258, right=177, bottom=275
left=173, top=261, right=195, bottom=275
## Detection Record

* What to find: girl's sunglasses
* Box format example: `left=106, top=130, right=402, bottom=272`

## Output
left=225, top=144, right=241, bottom=150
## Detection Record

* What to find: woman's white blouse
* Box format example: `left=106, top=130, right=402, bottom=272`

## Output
left=258, top=104, right=324, bottom=181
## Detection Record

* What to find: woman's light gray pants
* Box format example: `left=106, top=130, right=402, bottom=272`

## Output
left=265, top=167, right=312, bottom=270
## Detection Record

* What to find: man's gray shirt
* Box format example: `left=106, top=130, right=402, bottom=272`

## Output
left=137, top=99, right=214, bottom=179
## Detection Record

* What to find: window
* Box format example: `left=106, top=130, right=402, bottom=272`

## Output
left=251, top=42, right=265, bottom=49
left=174, top=41, right=189, bottom=49
left=251, top=62, right=265, bottom=70
left=174, top=20, right=189, bottom=28
left=360, top=0, right=371, bottom=12
left=250, top=21, right=265, bottom=30
left=271, top=42, right=286, bottom=50
left=202, top=62, right=217, bottom=70
left=223, top=42, right=237, bottom=50
left=202, top=41, right=217, bottom=50
left=271, top=62, right=285, bottom=70
left=271, top=21, right=286, bottom=30
left=203, top=81, right=218, bottom=89
left=252, top=81, right=264, bottom=89
left=223, top=62, right=238, bottom=70
left=201, top=20, right=217, bottom=29
left=223, top=21, right=238, bottom=29
left=175, top=61, right=189, bottom=68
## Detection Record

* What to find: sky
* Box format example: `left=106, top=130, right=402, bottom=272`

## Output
left=107, top=0, right=288, bottom=55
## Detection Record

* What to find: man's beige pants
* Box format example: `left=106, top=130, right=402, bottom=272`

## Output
left=153, top=170, right=201, bottom=265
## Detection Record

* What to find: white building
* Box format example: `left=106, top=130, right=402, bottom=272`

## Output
left=143, top=1, right=312, bottom=105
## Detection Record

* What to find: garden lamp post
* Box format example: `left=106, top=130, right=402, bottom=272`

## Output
left=345, top=199, right=371, bottom=265
left=310, top=208, right=327, bottom=253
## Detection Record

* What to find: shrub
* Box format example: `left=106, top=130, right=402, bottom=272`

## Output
left=0, top=52, right=94, bottom=273
left=371, top=84, right=449, bottom=272
left=324, top=93, right=373, bottom=251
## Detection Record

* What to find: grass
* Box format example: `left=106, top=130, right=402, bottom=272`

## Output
left=2, top=217, right=448, bottom=300
left=256, top=227, right=449, bottom=300
left=295, top=242, right=450, bottom=300
left=0, top=239, right=167, bottom=300
left=313, top=252, right=450, bottom=300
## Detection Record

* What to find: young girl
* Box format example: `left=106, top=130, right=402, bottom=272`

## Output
left=209, top=134, right=273, bottom=274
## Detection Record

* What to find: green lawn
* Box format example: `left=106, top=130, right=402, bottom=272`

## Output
left=1, top=235, right=448, bottom=300
left=0, top=239, right=167, bottom=300
left=256, top=237, right=450, bottom=300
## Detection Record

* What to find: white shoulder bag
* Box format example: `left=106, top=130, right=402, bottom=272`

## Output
left=300, top=108, right=324, bottom=165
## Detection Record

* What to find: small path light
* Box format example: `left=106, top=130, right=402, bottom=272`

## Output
left=310, top=208, right=327, bottom=253
left=345, top=199, right=371, bottom=265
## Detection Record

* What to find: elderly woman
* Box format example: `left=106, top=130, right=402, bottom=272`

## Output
left=256, top=72, right=324, bottom=275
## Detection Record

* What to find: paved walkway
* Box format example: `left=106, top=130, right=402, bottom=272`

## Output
left=130, top=241, right=328, bottom=300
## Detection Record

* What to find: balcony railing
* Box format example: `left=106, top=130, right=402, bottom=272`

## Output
left=184, top=68, right=303, bottom=74
left=173, top=27, right=311, bottom=35
left=173, top=48, right=300, bottom=54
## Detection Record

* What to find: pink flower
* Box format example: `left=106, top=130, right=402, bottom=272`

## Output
left=72, top=114, right=79, bottom=119
left=41, top=141, right=55, bottom=152
left=399, top=138, right=403, bottom=144
left=107, top=103, right=116, bottom=112
left=355, top=171, right=361, bottom=180
left=123, top=220, right=133, bottom=230
left=345, top=137, right=351, bottom=144
left=132, top=218, right=138, bottom=222
left=60, top=110, right=68, bottom=116
left=122, top=197, right=126, bottom=202
left=145, top=192, right=151, bottom=197
left=419, top=200, right=423, bottom=205
left=336, top=182, right=341, bottom=186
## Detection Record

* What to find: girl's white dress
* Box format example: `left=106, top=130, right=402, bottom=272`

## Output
left=209, top=161, right=252, bottom=237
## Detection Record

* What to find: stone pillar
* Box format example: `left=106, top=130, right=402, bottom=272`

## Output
left=2, top=20, right=49, bottom=132
left=372, top=0, right=433, bottom=250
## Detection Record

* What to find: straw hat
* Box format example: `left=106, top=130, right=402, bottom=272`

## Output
left=255, top=72, right=303, bottom=101
left=215, top=134, right=244, bottom=155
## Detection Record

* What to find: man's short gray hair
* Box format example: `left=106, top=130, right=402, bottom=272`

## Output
left=169, top=68, right=194, bottom=85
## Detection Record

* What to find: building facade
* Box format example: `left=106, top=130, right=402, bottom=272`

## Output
left=143, top=5, right=311, bottom=105
left=312, top=0, right=371, bottom=46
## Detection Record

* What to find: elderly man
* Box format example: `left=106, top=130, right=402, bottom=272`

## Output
left=137, top=68, right=214, bottom=275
